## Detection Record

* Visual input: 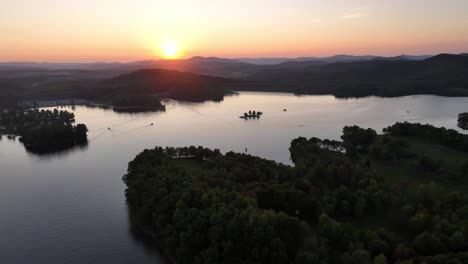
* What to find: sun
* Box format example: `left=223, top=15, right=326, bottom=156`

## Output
left=161, top=40, right=179, bottom=59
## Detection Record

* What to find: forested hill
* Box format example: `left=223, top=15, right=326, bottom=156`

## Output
left=1, top=53, right=468, bottom=103
left=124, top=122, right=468, bottom=264
left=0, top=107, right=88, bottom=154
left=102, top=68, right=238, bottom=102
left=0, top=67, right=238, bottom=104
left=106, top=54, right=468, bottom=100
left=242, top=53, right=468, bottom=97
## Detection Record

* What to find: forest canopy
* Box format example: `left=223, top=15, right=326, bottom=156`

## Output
left=0, top=107, right=88, bottom=153
left=123, top=123, right=468, bottom=264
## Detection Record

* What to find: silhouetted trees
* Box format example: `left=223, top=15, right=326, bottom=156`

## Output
left=241, top=110, right=263, bottom=119
left=369, top=136, right=413, bottom=162
left=124, top=147, right=303, bottom=263
left=0, top=107, right=88, bottom=153
left=123, top=123, right=468, bottom=264
left=458, top=112, right=468, bottom=130
left=111, top=95, right=166, bottom=112
left=341, top=125, right=377, bottom=156
left=384, top=122, right=468, bottom=151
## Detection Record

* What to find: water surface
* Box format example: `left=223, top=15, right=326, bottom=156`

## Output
left=1, top=92, right=468, bottom=263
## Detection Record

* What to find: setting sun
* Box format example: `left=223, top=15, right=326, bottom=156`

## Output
left=161, top=40, right=180, bottom=59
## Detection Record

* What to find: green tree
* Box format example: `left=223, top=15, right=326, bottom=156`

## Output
left=373, top=253, right=388, bottom=264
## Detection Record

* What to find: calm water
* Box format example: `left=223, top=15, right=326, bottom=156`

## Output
left=1, top=92, right=468, bottom=263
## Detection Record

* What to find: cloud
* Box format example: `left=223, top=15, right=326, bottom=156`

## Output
left=342, top=7, right=370, bottom=19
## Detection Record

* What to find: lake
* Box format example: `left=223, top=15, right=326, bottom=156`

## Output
left=1, top=92, right=468, bottom=263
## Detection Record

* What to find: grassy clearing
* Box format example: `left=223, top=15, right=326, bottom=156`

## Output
left=371, top=136, right=468, bottom=192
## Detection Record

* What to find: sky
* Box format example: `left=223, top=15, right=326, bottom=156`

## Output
left=1, top=0, right=468, bottom=62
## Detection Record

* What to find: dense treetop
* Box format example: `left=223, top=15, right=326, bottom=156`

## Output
left=242, top=54, right=468, bottom=98
left=458, top=113, right=468, bottom=130
left=124, top=123, right=468, bottom=264
left=2, top=54, right=468, bottom=104
left=0, top=107, right=88, bottom=153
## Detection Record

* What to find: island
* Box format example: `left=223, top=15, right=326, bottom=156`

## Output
left=110, top=95, right=166, bottom=113
left=0, top=107, right=88, bottom=153
left=240, top=110, right=263, bottom=119
left=458, top=112, right=468, bottom=130
left=123, top=122, right=468, bottom=264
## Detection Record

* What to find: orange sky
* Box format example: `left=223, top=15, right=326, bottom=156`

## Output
left=1, top=0, right=468, bottom=62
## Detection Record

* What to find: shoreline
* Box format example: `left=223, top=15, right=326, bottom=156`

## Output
left=20, top=99, right=90, bottom=108
left=18, top=99, right=165, bottom=112
left=13, top=91, right=468, bottom=110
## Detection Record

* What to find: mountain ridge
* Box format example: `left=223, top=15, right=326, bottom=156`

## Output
left=1, top=53, right=468, bottom=103
left=0, top=53, right=441, bottom=69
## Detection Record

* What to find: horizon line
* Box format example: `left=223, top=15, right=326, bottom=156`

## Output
left=1, top=52, right=467, bottom=64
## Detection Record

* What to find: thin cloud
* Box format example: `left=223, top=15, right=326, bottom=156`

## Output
left=342, top=7, right=370, bottom=19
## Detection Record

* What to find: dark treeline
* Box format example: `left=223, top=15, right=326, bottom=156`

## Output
left=105, top=69, right=233, bottom=103
left=2, top=54, right=468, bottom=105
left=111, top=95, right=166, bottom=113
left=123, top=122, right=468, bottom=264
left=458, top=113, right=468, bottom=130
left=0, top=107, right=88, bottom=153
left=241, top=110, right=263, bottom=119
left=124, top=147, right=305, bottom=263
left=0, top=68, right=232, bottom=109
left=241, top=54, right=468, bottom=98
left=384, top=122, right=468, bottom=151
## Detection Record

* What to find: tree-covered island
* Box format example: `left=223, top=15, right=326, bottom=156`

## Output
left=123, top=122, right=468, bottom=264
left=240, top=110, right=263, bottom=119
left=458, top=113, right=468, bottom=130
left=0, top=107, right=88, bottom=153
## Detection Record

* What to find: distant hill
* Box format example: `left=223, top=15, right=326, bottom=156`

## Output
left=140, top=57, right=260, bottom=78
left=101, top=68, right=238, bottom=102
left=0, top=57, right=261, bottom=78
left=0, top=61, right=126, bottom=71
left=0, top=58, right=254, bottom=102
left=1, top=53, right=468, bottom=102
left=235, top=55, right=376, bottom=65
left=0, top=54, right=432, bottom=75
left=235, top=54, right=430, bottom=65
left=243, top=54, right=468, bottom=97
left=0, top=67, right=238, bottom=103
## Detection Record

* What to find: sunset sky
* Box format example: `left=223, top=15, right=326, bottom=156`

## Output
left=1, top=0, right=468, bottom=62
